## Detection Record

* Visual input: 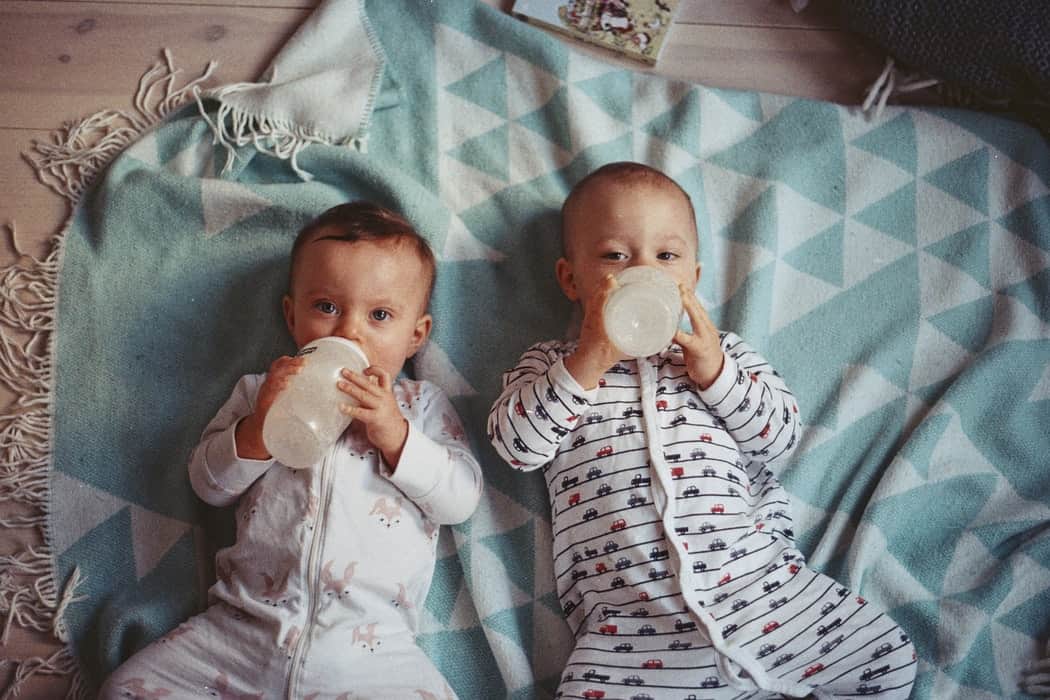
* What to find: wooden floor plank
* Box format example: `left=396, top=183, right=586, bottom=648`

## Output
left=658, top=24, right=883, bottom=103
left=0, top=1, right=309, bottom=129
left=677, top=0, right=841, bottom=29
left=500, top=21, right=883, bottom=104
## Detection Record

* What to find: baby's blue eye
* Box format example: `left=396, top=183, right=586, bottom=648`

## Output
left=315, top=301, right=337, bottom=314
left=603, top=252, right=627, bottom=261
left=658, top=251, right=679, bottom=260
left=371, top=309, right=390, bottom=321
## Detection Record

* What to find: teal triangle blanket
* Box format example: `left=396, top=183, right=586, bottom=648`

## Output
left=9, top=0, right=1048, bottom=697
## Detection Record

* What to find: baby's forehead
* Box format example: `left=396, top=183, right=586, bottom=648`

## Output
left=564, top=179, right=698, bottom=247
left=302, top=233, right=422, bottom=265
left=297, top=237, right=430, bottom=288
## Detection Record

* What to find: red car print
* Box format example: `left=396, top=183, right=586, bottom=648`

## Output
left=611, top=519, right=627, bottom=531
left=763, top=621, right=780, bottom=634
left=700, top=434, right=713, bottom=443
left=597, top=446, right=613, bottom=457
left=569, top=492, right=581, bottom=506
left=598, top=378, right=607, bottom=387
left=595, top=562, right=608, bottom=574
left=583, top=691, right=605, bottom=699
left=656, top=400, right=668, bottom=410
left=514, top=401, right=525, bottom=417
left=638, top=591, right=650, bottom=601
left=719, top=573, right=732, bottom=586
left=710, top=504, right=725, bottom=514
left=755, top=522, right=765, bottom=530
left=643, top=659, right=663, bottom=669
left=789, top=564, right=800, bottom=574
left=803, top=664, right=823, bottom=679
left=857, top=596, right=867, bottom=605
left=599, top=624, right=617, bottom=634
left=760, top=423, right=771, bottom=438
left=670, top=466, right=685, bottom=478
left=750, top=373, right=759, bottom=383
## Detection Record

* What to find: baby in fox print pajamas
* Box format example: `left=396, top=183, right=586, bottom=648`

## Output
left=488, top=163, right=918, bottom=699
left=101, top=203, right=482, bottom=699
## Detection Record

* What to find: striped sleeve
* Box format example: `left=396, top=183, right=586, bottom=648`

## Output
left=697, top=332, right=802, bottom=472
left=487, top=340, right=599, bottom=471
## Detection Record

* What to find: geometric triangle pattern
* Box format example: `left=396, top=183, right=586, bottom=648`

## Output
left=783, top=221, right=844, bottom=286
left=854, top=181, right=917, bottom=246
left=36, top=2, right=1050, bottom=700
left=851, top=112, right=917, bottom=175
left=200, top=179, right=273, bottom=239
left=447, top=56, right=507, bottom=119
left=925, top=148, right=990, bottom=216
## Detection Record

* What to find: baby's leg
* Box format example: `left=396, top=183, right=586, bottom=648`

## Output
left=766, top=570, right=918, bottom=699
left=98, top=603, right=287, bottom=699
left=557, top=632, right=784, bottom=700
left=299, top=628, right=459, bottom=700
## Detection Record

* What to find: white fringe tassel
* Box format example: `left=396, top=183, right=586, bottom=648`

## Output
left=23, top=49, right=216, bottom=205
left=861, top=56, right=943, bottom=120
left=193, top=83, right=368, bottom=182
left=0, top=223, right=90, bottom=700
left=7, top=50, right=214, bottom=700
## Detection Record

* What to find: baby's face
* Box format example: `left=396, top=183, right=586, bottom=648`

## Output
left=283, top=235, right=432, bottom=377
left=559, top=180, right=700, bottom=306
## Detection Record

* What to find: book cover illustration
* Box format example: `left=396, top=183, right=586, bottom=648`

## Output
left=512, top=0, right=680, bottom=64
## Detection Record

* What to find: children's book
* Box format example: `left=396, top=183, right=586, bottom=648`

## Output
left=512, top=0, right=680, bottom=65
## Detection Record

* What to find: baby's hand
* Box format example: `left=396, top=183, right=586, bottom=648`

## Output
left=674, top=285, right=725, bottom=390
left=565, top=273, right=623, bottom=390
left=338, top=366, right=409, bottom=468
left=236, top=355, right=305, bottom=460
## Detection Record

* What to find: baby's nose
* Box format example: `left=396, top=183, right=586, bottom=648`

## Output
left=335, top=316, right=364, bottom=343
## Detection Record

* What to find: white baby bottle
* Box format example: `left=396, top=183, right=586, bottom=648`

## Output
left=262, top=336, right=369, bottom=469
left=602, top=266, right=683, bottom=358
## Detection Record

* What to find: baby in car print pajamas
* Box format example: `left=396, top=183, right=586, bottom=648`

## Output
left=488, top=160, right=918, bottom=699
left=488, top=337, right=918, bottom=699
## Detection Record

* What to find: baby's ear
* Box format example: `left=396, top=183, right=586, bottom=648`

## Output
left=407, top=313, right=433, bottom=357
left=555, top=257, right=579, bottom=301
left=282, top=295, right=296, bottom=337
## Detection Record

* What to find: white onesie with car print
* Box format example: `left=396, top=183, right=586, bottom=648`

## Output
left=488, top=333, right=917, bottom=700
left=101, top=374, right=482, bottom=700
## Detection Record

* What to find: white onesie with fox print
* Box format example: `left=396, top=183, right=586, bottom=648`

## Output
left=101, top=373, right=482, bottom=700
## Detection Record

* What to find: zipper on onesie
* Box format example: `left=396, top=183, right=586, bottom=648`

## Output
left=643, top=352, right=810, bottom=697
left=287, top=451, right=335, bottom=698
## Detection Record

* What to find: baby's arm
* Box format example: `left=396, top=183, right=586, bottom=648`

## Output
left=187, top=374, right=276, bottom=507
left=695, top=332, right=801, bottom=469
left=488, top=341, right=599, bottom=471
left=674, top=286, right=800, bottom=469
left=382, top=383, right=483, bottom=525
